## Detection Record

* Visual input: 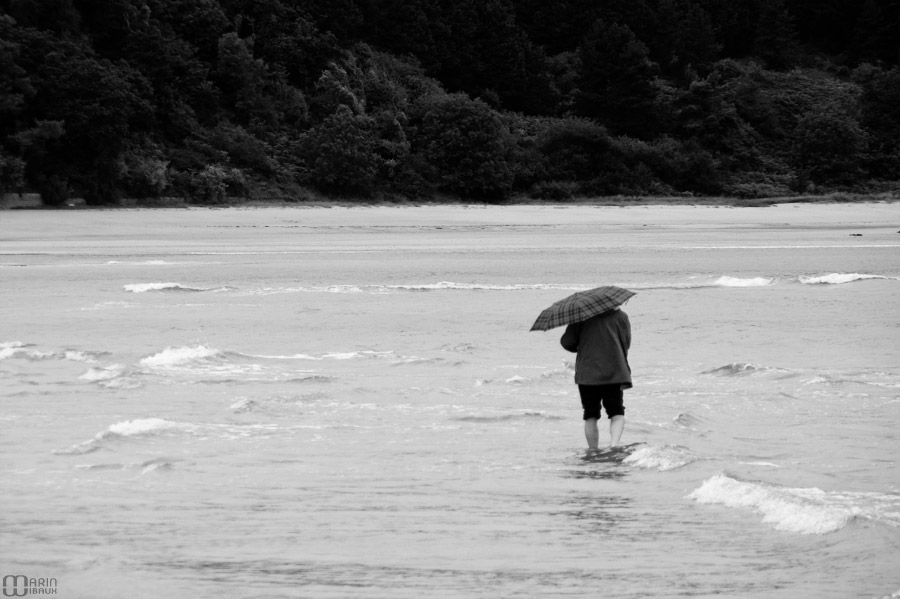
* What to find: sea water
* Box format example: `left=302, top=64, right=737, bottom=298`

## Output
left=1, top=205, right=899, bottom=599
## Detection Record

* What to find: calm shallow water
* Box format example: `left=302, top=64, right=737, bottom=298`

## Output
left=2, top=206, right=899, bottom=598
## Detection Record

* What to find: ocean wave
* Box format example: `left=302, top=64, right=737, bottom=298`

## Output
left=712, top=276, right=775, bottom=287
left=241, top=278, right=788, bottom=295
left=54, top=418, right=200, bottom=455
left=245, top=282, right=583, bottom=295
left=244, top=285, right=372, bottom=295
left=139, top=345, right=224, bottom=367
left=79, top=365, right=127, bottom=382
left=390, top=356, right=450, bottom=366
left=799, top=272, right=892, bottom=285
left=55, top=418, right=287, bottom=455
left=672, top=412, right=707, bottom=428
left=2, top=342, right=110, bottom=363
left=687, top=474, right=900, bottom=534
left=0, top=341, right=25, bottom=359
left=75, top=457, right=176, bottom=473
left=702, top=363, right=791, bottom=377
left=108, top=418, right=196, bottom=437
left=618, top=276, right=776, bottom=290
left=251, top=350, right=394, bottom=361
left=389, top=281, right=582, bottom=292
left=107, top=260, right=175, bottom=265
left=124, top=282, right=234, bottom=293
left=0, top=342, right=56, bottom=360
left=452, top=411, right=562, bottom=423
left=623, top=445, right=697, bottom=471
left=64, top=350, right=106, bottom=363
left=79, top=364, right=143, bottom=389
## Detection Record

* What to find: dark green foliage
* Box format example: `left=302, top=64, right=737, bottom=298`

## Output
left=754, top=0, right=799, bottom=70
left=575, top=20, right=659, bottom=138
left=537, top=119, right=621, bottom=184
left=856, top=65, right=900, bottom=178
left=0, top=0, right=897, bottom=205
left=299, top=105, right=380, bottom=196
left=792, top=109, right=868, bottom=186
left=656, top=0, right=721, bottom=79
left=412, top=93, right=514, bottom=199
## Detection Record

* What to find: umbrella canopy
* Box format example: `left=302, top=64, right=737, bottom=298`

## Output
left=530, top=286, right=635, bottom=331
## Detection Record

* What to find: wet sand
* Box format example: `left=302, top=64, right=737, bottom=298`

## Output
left=2, top=202, right=898, bottom=255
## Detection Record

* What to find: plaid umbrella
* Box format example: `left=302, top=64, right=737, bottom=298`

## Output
left=530, top=286, right=635, bottom=331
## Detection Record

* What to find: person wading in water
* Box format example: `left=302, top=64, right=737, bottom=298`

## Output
left=560, top=305, right=631, bottom=449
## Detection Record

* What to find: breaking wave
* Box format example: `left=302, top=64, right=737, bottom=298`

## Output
left=53, top=418, right=199, bottom=455
left=139, top=345, right=224, bottom=367
left=75, top=457, right=176, bottom=474
left=107, top=260, right=176, bottom=265
left=799, top=272, right=893, bottom=285
left=452, top=411, right=562, bottom=423
left=251, top=350, right=395, bottom=361
left=1, top=341, right=108, bottom=363
left=54, top=418, right=289, bottom=455
left=388, top=282, right=581, bottom=291
left=712, top=276, right=775, bottom=287
left=672, top=412, right=708, bottom=429
left=78, top=363, right=143, bottom=389
left=1, top=342, right=46, bottom=360
left=702, top=363, right=791, bottom=377
left=623, top=445, right=698, bottom=471
left=687, top=474, right=900, bottom=534
left=244, top=282, right=584, bottom=295
left=124, top=282, right=234, bottom=293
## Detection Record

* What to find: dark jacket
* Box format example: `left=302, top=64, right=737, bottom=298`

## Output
left=560, top=309, right=632, bottom=388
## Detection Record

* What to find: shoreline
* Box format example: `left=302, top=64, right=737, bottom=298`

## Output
left=3, top=191, right=899, bottom=212
left=2, top=201, right=898, bottom=253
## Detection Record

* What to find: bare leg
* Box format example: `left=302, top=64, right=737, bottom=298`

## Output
left=584, top=418, right=599, bottom=449
left=609, top=415, right=624, bottom=447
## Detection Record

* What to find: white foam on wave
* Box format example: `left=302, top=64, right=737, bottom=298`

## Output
left=686, top=474, right=900, bottom=534
left=79, top=365, right=126, bottom=382
left=124, top=282, right=233, bottom=293
left=713, top=276, right=775, bottom=287
left=799, top=273, right=889, bottom=285
left=0, top=346, right=56, bottom=360
left=250, top=350, right=394, bottom=361
left=245, top=281, right=583, bottom=295
left=703, top=362, right=791, bottom=377
left=140, top=345, right=223, bottom=367
left=2, top=342, right=109, bottom=363
left=390, top=281, right=582, bottom=291
left=53, top=418, right=198, bottom=455
left=624, top=445, right=697, bottom=471
left=107, top=418, right=196, bottom=437
left=125, top=282, right=190, bottom=293
left=0, top=341, right=26, bottom=359
left=245, top=285, right=370, bottom=295
left=64, top=350, right=100, bottom=363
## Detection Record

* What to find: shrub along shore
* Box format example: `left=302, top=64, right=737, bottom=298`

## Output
left=2, top=192, right=894, bottom=211
left=2, top=2, right=899, bottom=208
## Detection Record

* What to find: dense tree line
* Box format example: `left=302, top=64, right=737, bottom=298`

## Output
left=0, top=0, right=898, bottom=205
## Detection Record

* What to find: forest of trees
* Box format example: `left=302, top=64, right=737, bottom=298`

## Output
left=1, top=0, right=899, bottom=205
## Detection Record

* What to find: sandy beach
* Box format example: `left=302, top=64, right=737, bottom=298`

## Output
left=3, top=202, right=898, bottom=256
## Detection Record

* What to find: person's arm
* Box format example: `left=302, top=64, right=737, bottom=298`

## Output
left=619, top=312, right=631, bottom=353
left=560, top=322, right=581, bottom=353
